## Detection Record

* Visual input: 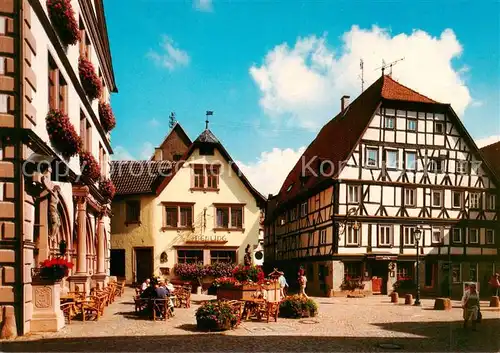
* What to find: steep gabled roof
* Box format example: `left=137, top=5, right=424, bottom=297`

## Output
left=150, top=122, right=192, bottom=160
left=275, top=75, right=442, bottom=206
left=480, top=141, right=500, bottom=180
left=111, top=160, right=172, bottom=196
left=155, top=129, right=266, bottom=205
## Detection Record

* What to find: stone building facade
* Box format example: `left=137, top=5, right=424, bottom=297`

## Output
left=0, top=0, right=117, bottom=336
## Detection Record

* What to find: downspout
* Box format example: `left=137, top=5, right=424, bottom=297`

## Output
left=331, top=180, right=340, bottom=255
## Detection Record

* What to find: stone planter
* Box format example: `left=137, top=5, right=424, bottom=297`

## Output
left=31, top=278, right=65, bottom=332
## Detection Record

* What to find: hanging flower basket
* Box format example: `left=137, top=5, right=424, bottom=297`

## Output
left=46, top=0, right=80, bottom=46
left=79, top=57, right=102, bottom=101
left=98, top=101, right=116, bottom=132
left=80, top=151, right=101, bottom=181
left=46, top=109, right=82, bottom=159
left=38, top=257, right=74, bottom=281
left=99, top=177, right=116, bottom=201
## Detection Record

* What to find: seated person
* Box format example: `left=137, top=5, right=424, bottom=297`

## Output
left=141, top=278, right=150, bottom=292
left=165, top=279, right=175, bottom=293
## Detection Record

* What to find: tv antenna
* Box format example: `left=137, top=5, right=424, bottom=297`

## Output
left=375, top=57, right=405, bottom=77
left=359, top=59, right=365, bottom=92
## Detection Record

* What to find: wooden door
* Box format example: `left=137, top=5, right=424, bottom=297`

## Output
left=372, top=278, right=382, bottom=294
left=135, top=248, right=153, bottom=283
left=110, top=249, right=125, bottom=278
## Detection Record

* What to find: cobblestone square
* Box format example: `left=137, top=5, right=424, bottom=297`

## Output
left=2, top=288, right=499, bottom=352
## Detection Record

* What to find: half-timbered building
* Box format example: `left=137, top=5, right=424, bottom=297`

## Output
left=264, top=75, right=500, bottom=297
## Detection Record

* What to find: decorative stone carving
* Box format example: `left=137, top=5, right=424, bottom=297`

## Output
left=48, top=185, right=61, bottom=245
left=35, top=286, right=52, bottom=309
left=244, top=244, right=252, bottom=266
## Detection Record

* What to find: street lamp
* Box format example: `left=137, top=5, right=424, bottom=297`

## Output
left=414, top=228, right=422, bottom=306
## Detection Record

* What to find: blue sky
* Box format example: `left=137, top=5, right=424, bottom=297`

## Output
left=105, top=0, right=500, bottom=195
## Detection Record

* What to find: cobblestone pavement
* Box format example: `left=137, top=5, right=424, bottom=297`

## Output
left=2, top=288, right=499, bottom=352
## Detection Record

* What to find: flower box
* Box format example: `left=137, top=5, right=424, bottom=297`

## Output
left=46, top=110, right=82, bottom=159
left=46, top=0, right=80, bottom=46
left=79, top=57, right=102, bottom=101
left=98, top=102, right=116, bottom=132
left=99, top=178, right=116, bottom=201
left=217, top=282, right=279, bottom=301
left=80, top=151, right=100, bottom=181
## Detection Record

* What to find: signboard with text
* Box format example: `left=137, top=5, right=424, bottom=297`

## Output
left=186, top=234, right=228, bottom=244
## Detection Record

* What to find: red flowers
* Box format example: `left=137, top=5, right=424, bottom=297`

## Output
left=99, top=177, right=116, bottom=201
left=79, top=57, right=102, bottom=101
left=39, top=257, right=73, bottom=280
left=46, top=0, right=80, bottom=46
left=46, top=109, right=82, bottom=159
left=232, top=264, right=265, bottom=283
left=98, top=101, right=116, bottom=132
left=80, top=151, right=101, bottom=181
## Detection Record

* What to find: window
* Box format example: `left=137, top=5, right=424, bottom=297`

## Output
left=99, top=143, right=105, bottom=175
left=456, top=161, right=468, bottom=174
left=406, top=119, right=417, bottom=131
left=432, top=227, right=443, bottom=244
left=385, top=150, right=398, bottom=169
left=384, top=116, right=395, bottom=129
left=80, top=112, right=92, bottom=153
left=177, top=250, right=202, bottom=264
left=487, top=194, right=496, bottom=210
left=289, top=208, right=296, bottom=221
left=366, top=148, right=378, bottom=167
left=125, top=200, right=140, bottom=224
left=300, top=202, right=308, bottom=217
left=468, top=228, right=479, bottom=244
left=199, top=145, right=214, bottom=156
left=320, top=229, right=327, bottom=244
left=173, top=154, right=182, bottom=162
left=378, top=225, right=392, bottom=246
left=469, top=263, right=478, bottom=282
left=210, top=250, right=236, bottom=263
left=405, top=152, right=417, bottom=170
left=0, top=17, right=5, bottom=34
left=403, top=226, right=415, bottom=246
left=191, top=165, right=220, bottom=190
left=344, top=262, right=362, bottom=280
left=348, top=185, right=360, bottom=204
left=0, top=56, right=5, bottom=75
left=404, top=188, right=416, bottom=207
left=435, top=122, right=444, bottom=134
left=428, top=158, right=443, bottom=173
left=424, top=262, right=435, bottom=287
left=432, top=190, right=443, bottom=207
left=164, top=203, right=193, bottom=229
left=215, top=204, right=244, bottom=230
left=0, top=94, right=7, bottom=114
left=452, top=264, right=461, bottom=283
left=79, top=18, right=92, bottom=60
left=397, top=262, right=414, bottom=280
left=469, top=193, right=481, bottom=209
left=471, top=161, right=481, bottom=175
left=48, top=56, right=67, bottom=113
left=486, top=229, right=495, bottom=245
left=452, top=191, right=463, bottom=208
left=452, top=228, right=462, bottom=243
left=346, top=225, right=359, bottom=246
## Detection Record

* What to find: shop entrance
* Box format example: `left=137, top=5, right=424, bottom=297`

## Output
left=370, top=261, right=389, bottom=294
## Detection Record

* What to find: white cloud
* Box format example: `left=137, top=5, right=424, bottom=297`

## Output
left=193, top=0, right=213, bottom=12
left=148, top=35, right=190, bottom=71
left=140, top=142, right=155, bottom=160
left=112, top=146, right=136, bottom=161
left=475, top=135, right=500, bottom=148
left=250, top=26, right=472, bottom=129
left=237, top=147, right=306, bottom=196
left=148, top=118, right=160, bottom=127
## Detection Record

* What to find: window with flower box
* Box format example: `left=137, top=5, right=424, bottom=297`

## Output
left=162, top=203, right=194, bottom=230
left=214, top=204, right=244, bottom=230
left=177, top=250, right=202, bottom=264
left=191, top=164, right=220, bottom=191
left=48, top=56, right=68, bottom=114
left=210, top=250, right=236, bottom=263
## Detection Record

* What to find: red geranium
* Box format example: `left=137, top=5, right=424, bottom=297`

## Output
left=99, top=177, right=116, bottom=201
left=98, top=101, right=116, bottom=132
left=39, top=257, right=73, bottom=280
left=79, top=57, right=102, bottom=101
left=80, top=151, right=101, bottom=181
left=46, top=109, right=82, bottom=159
left=46, top=0, right=80, bottom=46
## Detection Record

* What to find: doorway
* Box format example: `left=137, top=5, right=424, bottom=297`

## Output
left=134, top=247, right=153, bottom=284
left=110, top=249, right=126, bottom=278
left=370, top=261, right=388, bottom=294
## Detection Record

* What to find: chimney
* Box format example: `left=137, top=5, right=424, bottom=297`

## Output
left=153, top=148, right=163, bottom=161
left=341, top=95, right=350, bottom=111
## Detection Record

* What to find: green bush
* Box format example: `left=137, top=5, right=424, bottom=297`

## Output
left=195, top=300, right=239, bottom=331
left=279, top=295, right=318, bottom=318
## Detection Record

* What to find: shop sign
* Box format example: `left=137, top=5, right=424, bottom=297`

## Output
left=186, top=234, right=228, bottom=243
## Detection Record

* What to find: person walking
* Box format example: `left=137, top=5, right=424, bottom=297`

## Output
left=462, top=283, right=480, bottom=331
left=298, top=267, right=308, bottom=298
left=278, top=272, right=288, bottom=299
left=488, top=273, right=500, bottom=296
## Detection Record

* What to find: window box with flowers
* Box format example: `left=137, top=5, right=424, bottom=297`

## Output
left=79, top=57, right=102, bottom=101
left=35, top=257, right=73, bottom=282
left=46, top=0, right=80, bottom=47
left=46, top=109, right=82, bottom=159
left=79, top=151, right=100, bottom=182
left=98, top=101, right=116, bottom=133
left=99, top=178, right=115, bottom=201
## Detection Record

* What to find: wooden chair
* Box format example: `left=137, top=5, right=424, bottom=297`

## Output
left=265, top=301, right=280, bottom=323
left=80, top=295, right=105, bottom=321
left=227, top=300, right=245, bottom=326
left=177, top=288, right=191, bottom=308
left=60, top=302, right=76, bottom=324
left=134, top=296, right=148, bottom=313
left=152, top=299, right=172, bottom=321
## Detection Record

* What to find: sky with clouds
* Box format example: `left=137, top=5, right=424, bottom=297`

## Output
left=105, top=0, right=500, bottom=196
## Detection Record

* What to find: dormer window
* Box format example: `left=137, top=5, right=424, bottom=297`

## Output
left=199, top=145, right=214, bottom=156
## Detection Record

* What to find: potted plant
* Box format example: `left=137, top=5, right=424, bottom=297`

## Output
left=99, top=178, right=116, bottom=201
left=46, top=0, right=80, bottom=46
left=46, top=109, right=82, bottom=159
left=195, top=300, right=239, bottom=331
left=79, top=57, right=102, bottom=101
left=279, top=295, right=318, bottom=318
left=80, top=151, right=101, bottom=181
left=38, top=257, right=73, bottom=282
left=98, top=101, right=116, bottom=132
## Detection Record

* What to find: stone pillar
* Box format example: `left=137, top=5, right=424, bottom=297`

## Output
left=92, top=211, right=108, bottom=289
left=68, top=187, right=90, bottom=295
left=30, top=280, right=65, bottom=332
